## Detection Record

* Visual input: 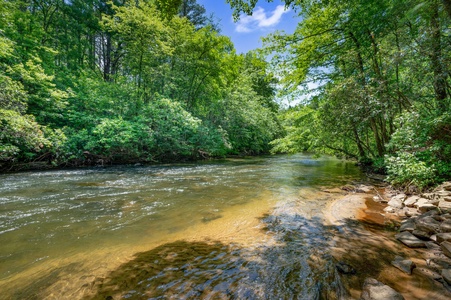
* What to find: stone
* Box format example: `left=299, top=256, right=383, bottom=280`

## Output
left=442, top=214, right=451, bottom=220
left=438, top=182, right=451, bottom=191
left=444, top=197, right=451, bottom=202
left=355, top=185, right=373, bottom=193
left=412, top=230, right=431, bottom=240
left=415, top=216, right=440, bottom=234
left=392, top=194, right=407, bottom=201
left=391, top=256, right=416, bottom=275
left=441, top=241, right=451, bottom=259
left=414, top=268, right=442, bottom=281
left=384, top=206, right=396, bottom=213
left=441, top=220, right=451, bottom=233
left=415, top=198, right=432, bottom=208
left=404, top=196, right=419, bottom=207
left=418, top=204, right=437, bottom=213
left=442, top=269, right=451, bottom=285
left=399, top=219, right=416, bottom=232
left=336, top=261, right=356, bottom=275
left=439, top=200, right=451, bottom=212
left=360, top=278, right=404, bottom=300
left=404, top=208, right=419, bottom=217
left=437, top=233, right=451, bottom=244
left=395, top=231, right=426, bottom=248
left=388, top=197, right=404, bottom=209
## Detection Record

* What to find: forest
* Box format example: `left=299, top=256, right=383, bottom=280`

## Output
left=1, top=0, right=451, bottom=189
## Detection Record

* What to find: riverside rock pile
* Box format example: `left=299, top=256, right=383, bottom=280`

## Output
left=382, top=182, right=451, bottom=291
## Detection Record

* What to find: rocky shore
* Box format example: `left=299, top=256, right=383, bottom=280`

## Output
left=381, top=182, right=451, bottom=294
left=326, top=181, right=451, bottom=299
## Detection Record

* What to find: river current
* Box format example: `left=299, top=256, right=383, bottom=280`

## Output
left=0, top=154, right=363, bottom=299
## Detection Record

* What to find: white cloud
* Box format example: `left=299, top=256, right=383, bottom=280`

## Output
left=235, top=5, right=290, bottom=33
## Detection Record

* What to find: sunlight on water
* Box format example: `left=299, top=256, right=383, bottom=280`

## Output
left=0, top=154, right=363, bottom=299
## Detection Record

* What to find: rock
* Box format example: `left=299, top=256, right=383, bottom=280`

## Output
left=391, top=256, right=416, bottom=275
left=384, top=206, right=396, bottom=213
left=439, top=200, right=451, bottom=212
left=399, top=219, right=416, bottom=232
left=442, top=214, right=451, bottom=220
left=403, top=207, right=419, bottom=217
left=442, top=269, right=451, bottom=285
left=395, top=231, right=426, bottom=248
left=437, top=233, right=451, bottom=244
left=404, top=196, right=419, bottom=207
left=418, top=204, right=437, bottom=213
left=444, top=197, right=451, bottom=202
left=388, top=197, right=404, bottom=209
left=415, top=216, right=440, bottom=234
left=360, top=278, right=404, bottom=300
left=356, top=185, right=373, bottom=193
left=425, top=241, right=441, bottom=250
left=412, top=230, right=431, bottom=240
left=441, top=220, right=451, bottom=233
left=441, top=241, right=451, bottom=258
left=392, top=194, right=407, bottom=201
left=414, top=267, right=442, bottom=281
left=438, top=182, right=451, bottom=191
left=415, top=198, right=433, bottom=208
left=336, top=261, right=356, bottom=275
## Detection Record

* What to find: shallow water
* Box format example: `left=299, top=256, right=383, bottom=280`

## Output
left=0, top=154, right=363, bottom=299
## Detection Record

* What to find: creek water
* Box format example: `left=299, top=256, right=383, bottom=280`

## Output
left=0, top=154, right=364, bottom=299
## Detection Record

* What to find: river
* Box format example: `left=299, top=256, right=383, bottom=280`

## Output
left=0, top=154, right=400, bottom=299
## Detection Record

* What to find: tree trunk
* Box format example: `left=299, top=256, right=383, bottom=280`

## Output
left=430, top=1, right=448, bottom=111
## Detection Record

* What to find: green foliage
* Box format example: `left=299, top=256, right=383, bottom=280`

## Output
left=386, top=152, right=436, bottom=190
left=0, top=109, right=49, bottom=162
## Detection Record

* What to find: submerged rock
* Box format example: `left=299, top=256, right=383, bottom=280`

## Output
left=360, top=278, right=404, bottom=300
left=336, top=261, right=356, bottom=275
left=391, top=256, right=416, bottom=275
left=442, top=269, right=451, bottom=285
left=441, top=241, right=451, bottom=258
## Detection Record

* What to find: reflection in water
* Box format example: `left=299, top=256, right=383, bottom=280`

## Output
left=0, top=154, right=367, bottom=299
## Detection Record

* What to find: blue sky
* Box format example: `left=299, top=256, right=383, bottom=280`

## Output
left=198, top=0, right=300, bottom=53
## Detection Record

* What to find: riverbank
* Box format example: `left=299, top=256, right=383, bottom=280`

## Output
left=324, top=183, right=451, bottom=299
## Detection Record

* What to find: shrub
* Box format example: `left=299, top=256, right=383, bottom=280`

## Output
left=385, top=152, right=436, bottom=190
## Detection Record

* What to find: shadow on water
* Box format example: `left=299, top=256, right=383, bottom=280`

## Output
left=82, top=211, right=432, bottom=300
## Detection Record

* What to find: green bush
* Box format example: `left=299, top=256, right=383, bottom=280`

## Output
left=385, top=152, right=436, bottom=190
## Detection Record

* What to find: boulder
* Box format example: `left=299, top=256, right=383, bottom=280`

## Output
left=404, top=196, right=419, bottom=208
left=439, top=200, right=451, bottom=212
left=441, top=220, right=451, bottom=233
left=391, top=256, right=416, bottom=275
left=384, top=206, right=396, bottom=213
left=388, top=197, right=404, bottom=209
left=441, top=241, right=451, bottom=259
left=395, top=231, right=426, bottom=248
left=415, top=198, right=433, bottom=208
left=403, top=208, right=419, bottom=217
left=412, top=230, right=431, bottom=240
left=438, top=182, right=451, bottom=192
left=356, top=185, right=373, bottom=193
left=415, top=216, right=440, bottom=235
left=399, top=219, right=416, bottom=232
left=418, top=204, right=437, bottom=213
left=442, top=269, right=451, bottom=285
left=360, top=278, right=404, bottom=300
